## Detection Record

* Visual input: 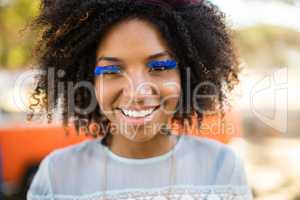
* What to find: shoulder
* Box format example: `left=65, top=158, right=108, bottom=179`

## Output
left=179, top=135, right=247, bottom=184
left=180, top=134, right=237, bottom=158
left=180, top=134, right=241, bottom=164
left=35, top=138, right=104, bottom=180
left=27, top=138, right=104, bottom=198
left=35, top=138, right=104, bottom=189
left=46, top=138, right=103, bottom=166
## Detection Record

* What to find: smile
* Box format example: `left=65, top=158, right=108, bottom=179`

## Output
left=122, top=107, right=157, bottom=117
left=118, top=106, right=159, bottom=117
left=116, top=106, right=160, bottom=125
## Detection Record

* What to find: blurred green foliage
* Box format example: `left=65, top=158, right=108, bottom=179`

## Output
left=272, top=0, right=299, bottom=5
left=235, top=25, right=300, bottom=69
left=0, top=0, right=39, bottom=69
left=0, top=0, right=299, bottom=69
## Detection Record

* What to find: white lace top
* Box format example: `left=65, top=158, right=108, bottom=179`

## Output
left=27, top=135, right=253, bottom=200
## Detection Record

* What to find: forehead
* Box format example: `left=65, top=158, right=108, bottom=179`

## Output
left=96, top=18, right=171, bottom=58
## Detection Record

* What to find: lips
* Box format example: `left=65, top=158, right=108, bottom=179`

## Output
left=117, top=105, right=160, bottom=111
left=118, top=106, right=160, bottom=118
left=115, top=105, right=160, bottom=125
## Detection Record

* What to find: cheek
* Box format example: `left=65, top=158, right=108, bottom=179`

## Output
left=159, top=73, right=181, bottom=110
left=94, top=78, right=120, bottom=112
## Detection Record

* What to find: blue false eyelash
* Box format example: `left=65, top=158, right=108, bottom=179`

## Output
left=94, top=66, right=121, bottom=76
left=147, top=60, right=177, bottom=70
left=94, top=60, right=177, bottom=76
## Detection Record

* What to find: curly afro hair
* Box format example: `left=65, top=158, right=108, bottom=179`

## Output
left=29, top=0, right=239, bottom=145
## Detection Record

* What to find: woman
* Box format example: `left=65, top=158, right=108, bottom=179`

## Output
left=27, top=0, right=253, bottom=199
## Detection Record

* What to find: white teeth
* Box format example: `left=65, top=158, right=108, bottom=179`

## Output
left=121, top=108, right=155, bottom=117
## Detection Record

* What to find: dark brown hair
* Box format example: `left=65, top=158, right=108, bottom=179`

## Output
left=29, top=0, right=239, bottom=145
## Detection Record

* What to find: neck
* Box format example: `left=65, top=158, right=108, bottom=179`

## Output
left=106, top=133, right=179, bottom=159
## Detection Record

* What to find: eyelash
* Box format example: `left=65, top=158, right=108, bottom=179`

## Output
left=147, top=60, right=177, bottom=72
left=94, top=65, right=121, bottom=76
left=94, top=60, right=177, bottom=76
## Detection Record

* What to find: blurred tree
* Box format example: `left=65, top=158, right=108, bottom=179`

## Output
left=0, top=0, right=299, bottom=69
left=245, top=0, right=300, bottom=5
left=0, top=0, right=39, bottom=69
left=235, top=25, right=300, bottom=70
left=275, top=0, right=299, bottom=4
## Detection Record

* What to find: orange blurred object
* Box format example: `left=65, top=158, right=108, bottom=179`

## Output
left=0, top=124, right=89, bottom=194
left=172, top=111, right=241, bottom=143
left=0, top=110, right=240, bottom=195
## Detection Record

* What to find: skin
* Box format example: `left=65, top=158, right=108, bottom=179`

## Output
left=94, top=18, right=181, bottom=159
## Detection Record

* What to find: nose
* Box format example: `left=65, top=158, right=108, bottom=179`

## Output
left=122, top=71, right=157, bottom=105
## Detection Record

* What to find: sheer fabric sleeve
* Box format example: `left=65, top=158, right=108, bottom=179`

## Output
left=212, top=146, right=253, bottom=199
left=211, top=146, right=249, bottom=186
left=229, top=152, right=248, bottom=185
left=27, top=153, right=54, bottom=200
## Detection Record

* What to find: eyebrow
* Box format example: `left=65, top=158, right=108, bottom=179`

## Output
left=148, top=51, right=174, bottom=60
left=96, top=50, right=174, bottom=63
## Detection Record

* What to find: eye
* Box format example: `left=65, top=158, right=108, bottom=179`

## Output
left=94, top=65, right=121, bottom=76
left=147, top=60, right=177, bottom=72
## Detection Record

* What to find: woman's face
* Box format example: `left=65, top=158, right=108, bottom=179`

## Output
left=95, top=18, right=181, bottom=143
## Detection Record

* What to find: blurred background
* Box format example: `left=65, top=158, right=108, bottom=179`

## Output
left=0, top=0, right=300, bottom=199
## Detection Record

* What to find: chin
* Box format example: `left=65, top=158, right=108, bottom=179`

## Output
left=122, top=131, right=157, bottom=143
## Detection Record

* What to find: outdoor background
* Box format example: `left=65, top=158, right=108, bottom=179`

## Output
left=0, top=0, right=300, bottom=199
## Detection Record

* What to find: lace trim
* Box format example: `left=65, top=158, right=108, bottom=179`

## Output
left=27, top=185, right=252, bottom=200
